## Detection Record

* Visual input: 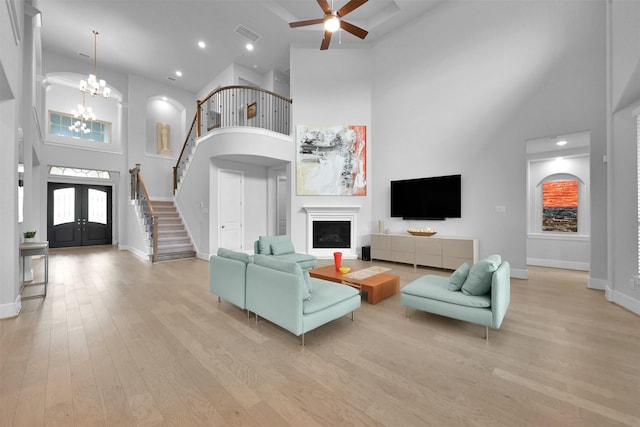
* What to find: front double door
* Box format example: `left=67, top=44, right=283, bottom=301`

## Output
left=47, top=183, right=112, bottom=248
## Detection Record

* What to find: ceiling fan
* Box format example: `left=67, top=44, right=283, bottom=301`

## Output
left=289, top=0, right=369, bottom=50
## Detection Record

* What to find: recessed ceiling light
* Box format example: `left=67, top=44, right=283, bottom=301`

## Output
left=162, top=96, right=168, bottom=101
left=556, top=140, right=568, bottom=146
left=198, top=40, right=206, bottom=49
left=175, top=70, right=182, bottom=77
left=246, top=43, right=254, bottom=51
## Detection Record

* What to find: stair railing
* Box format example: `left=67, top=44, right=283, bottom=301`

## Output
left=129, top=164, right=159, bottom=262
left=173, top=85, right=293, bottom=193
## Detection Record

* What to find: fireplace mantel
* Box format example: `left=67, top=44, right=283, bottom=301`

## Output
left=303, top=205, right=360, bottom=259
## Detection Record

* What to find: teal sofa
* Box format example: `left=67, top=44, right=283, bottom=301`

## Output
left=209, top=248, right=252, bottom=312
left=401, top=256, right=510, bottom=339
left=246, top=255, right=360, bottom=345
left=254, top=235, right=317, bottom=270
left=210, top=249, right=360, bottom=345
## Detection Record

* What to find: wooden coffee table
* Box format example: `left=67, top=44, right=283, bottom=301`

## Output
left=308, top=265, right=400, bottom=304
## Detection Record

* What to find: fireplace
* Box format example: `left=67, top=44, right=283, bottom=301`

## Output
left=303, top=205, right=360, bottom=258
left=313, top=221, right=351, bottom=249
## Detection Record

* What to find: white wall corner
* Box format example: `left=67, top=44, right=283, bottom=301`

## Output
left=607, top=288, right=640, bottom=316
left=0, top=295, right=22, bottom=319
left=588, top=277, right=608, bottom=291
left=120, top=245, right=152, bottom=263
left=510, top=268, right=529, bottom=279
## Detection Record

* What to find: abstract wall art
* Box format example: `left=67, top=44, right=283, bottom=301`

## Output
left=542, top=180, right=578, bottom=232
left=296, top=125, right=366, bottom=196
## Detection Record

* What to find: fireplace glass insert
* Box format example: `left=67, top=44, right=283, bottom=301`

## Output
left=312, top=221, right=351, bottom=249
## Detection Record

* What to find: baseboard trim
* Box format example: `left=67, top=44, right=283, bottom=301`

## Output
left=119, top=245, right=151, bottom=263
left=196, top=251, right=209, bottom=261
left=606, top=286, right=640, bottom=316
left=588, top=277, right=608, bottom=290
left=527, top=258, right=589, bottom=271
left=511, top=268, right=528, bottom=280
left=0, top=294, right=22, bottom=319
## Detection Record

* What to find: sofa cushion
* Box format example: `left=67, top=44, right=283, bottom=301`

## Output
left=271, top=240, right=295, bottom=256
left=273, top=252, right=317, bottom=269
left=461, top=255, right=502, bottom=296
left=448, top=263, right=470, bottom=291
left=303, top=270, right=313, bottom=294
left=258, top=235, right=292, bottom=255
left=402, top=275, right=491, bottom=308
left=254, top=254, right=311, bottom=300
left=217, top=247, right=251, bottom=264
left=303, top=280, right=359, bottom=314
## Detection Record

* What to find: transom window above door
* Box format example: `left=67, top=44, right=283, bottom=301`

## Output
left=49, top=166, right=110, bottom=180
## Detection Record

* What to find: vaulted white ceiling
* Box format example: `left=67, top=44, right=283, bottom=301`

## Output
left=37, top=0, right=443, bottom=93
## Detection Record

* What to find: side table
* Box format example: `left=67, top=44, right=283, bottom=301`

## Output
left=19, top=241, right=49, bottom=300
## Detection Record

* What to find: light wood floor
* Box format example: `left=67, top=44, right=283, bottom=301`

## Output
left=1, top=247, right=639, bottom=426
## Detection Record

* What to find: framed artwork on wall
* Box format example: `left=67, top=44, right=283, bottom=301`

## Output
left=542, top=180, right=578, bottom=232
left=247, top=102, right=257, bottom=119
left=296, top=124, right=366, bottom=196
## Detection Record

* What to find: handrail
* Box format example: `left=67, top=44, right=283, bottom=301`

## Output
left=198, top=85, right=292, bottom=120
left=173, top=114, right=198, bottom=193
left=172, top=85, right=293, bottom=194
left=129, top=164, right=159, bottom=262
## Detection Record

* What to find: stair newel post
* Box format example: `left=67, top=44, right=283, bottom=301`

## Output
left=172, top=166, right=177, bottom=195
left=151, top=213, right=159, bottom=263
left=129, top=163, right=141, bottom=200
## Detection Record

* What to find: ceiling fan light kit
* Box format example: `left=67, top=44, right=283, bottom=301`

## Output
left=289, top=0, right=369, bottom=50
left=324, top=14, right=340, bottom=32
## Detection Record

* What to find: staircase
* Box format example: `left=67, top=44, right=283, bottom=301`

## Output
left=153, top=201, right=196, bottom=261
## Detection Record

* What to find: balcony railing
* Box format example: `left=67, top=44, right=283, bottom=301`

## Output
left=173, top=85, right=292, bottom=193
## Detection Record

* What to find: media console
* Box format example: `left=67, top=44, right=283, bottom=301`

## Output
left=370, top=233, right=478, bottom=270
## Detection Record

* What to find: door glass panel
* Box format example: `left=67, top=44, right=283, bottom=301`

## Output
left=88, top=188, right=107, bottom=224
left=53, top=187, right=75, bottom=225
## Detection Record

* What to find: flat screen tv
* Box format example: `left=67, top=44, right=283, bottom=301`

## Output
left=390, top=174, right=461, bottom=220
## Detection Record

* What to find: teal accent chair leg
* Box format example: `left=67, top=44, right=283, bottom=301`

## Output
left=485, top=326, right=489, bottom=340
left=218, top=296, right=221, bottom=303
left=301, top=333, right=305, bottom=346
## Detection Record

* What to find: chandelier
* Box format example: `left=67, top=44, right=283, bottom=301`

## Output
left=69, top=92, right=96, bottom=134
left=79, top=30, right=111, bottom=98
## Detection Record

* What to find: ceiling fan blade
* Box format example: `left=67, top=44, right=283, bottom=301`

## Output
left=340, top=20, right=368, bottom=39
left=289, top=18, right=324, bottom=28
left=317, top=0, right=332, bottom=14
left=337, top=0, right=368, bottom=17
left=320, top=30, right=332, bottom=50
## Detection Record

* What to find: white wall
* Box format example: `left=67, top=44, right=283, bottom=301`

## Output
left=128, top=73, right=195, bottom=198
left=0, top=0, right=23, bottom=318
left=289, top=47, right=373, bottom=257
left=609, top=0, right=640, bottom=314
left=370, top=0, right=607, bottom=279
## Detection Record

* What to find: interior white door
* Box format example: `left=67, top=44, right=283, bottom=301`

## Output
left=219, top=170, right=244, bottom=250
left=276, top=175, right=287, bottom=235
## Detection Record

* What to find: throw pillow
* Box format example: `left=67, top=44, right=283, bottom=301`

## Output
left=448, top=263, right=470, bottom=291
left=461, top=255, right=502, bottom=296
left=271, top=240, right=295, bottom=256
